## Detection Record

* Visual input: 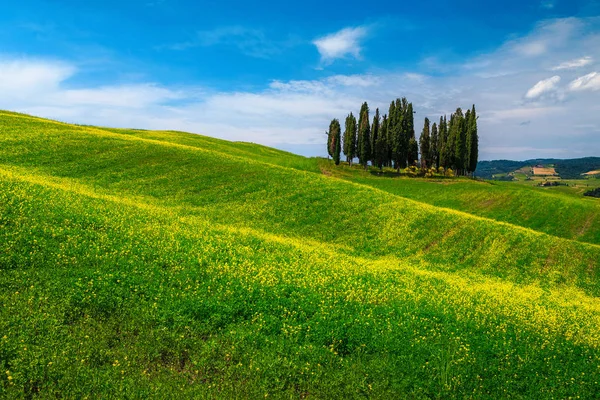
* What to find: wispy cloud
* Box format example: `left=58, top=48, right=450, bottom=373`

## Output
left=568, top=72, right=600, bottom=91
left=60, top=84, right=186, bottom=108
left=313, top=26, right=368, bottom=64
left=551, top=56, right=593, bottom=70
left=164, top=26, right=294, bottom=58
left=485, top=106, right=563, bottom=122
left=540, top=0, right=556, bottom=9
left=524, top=75, right=561, bottom=99
left=479, top=18, right=584, bottom=66
left=515, top=40, right=548, bottom=57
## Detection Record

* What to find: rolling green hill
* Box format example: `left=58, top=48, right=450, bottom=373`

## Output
left=1, top=111, right=600, bottom=398
left=319, top=162, right=600, bottom=246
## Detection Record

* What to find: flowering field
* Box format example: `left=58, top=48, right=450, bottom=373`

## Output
left=320, top=160, right=600, bottom=246
left=1, top=111, right=599, bottom=398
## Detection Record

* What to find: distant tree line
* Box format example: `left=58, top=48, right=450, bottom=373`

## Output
left=326, top=98, right=479, bottom=176
left=584, top=187, right=600, bottom=198
left=476, top=157, right=600, bottom=180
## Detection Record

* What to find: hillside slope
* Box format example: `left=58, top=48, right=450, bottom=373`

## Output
left=319, top=161, right=600, bottom=246
left=101, top=126, right=321, bottom=173
left=1, top=111, right=600, bottom=398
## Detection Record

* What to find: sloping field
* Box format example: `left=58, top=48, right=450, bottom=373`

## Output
left=320, top=161, right=600, bottom=246
left=533, top=166, right=557, bottom=176
left=1, top=111, right=600, bottom=398
left=101, top=126, right=322, bottom=173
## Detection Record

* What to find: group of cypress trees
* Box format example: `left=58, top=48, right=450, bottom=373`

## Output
left=327, top=99, right=478, bottom=176
left=419, top=105, right=479, bottom=176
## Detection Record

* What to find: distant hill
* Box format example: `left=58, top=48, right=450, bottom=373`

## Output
left=476, top=157, right=600, bottom=179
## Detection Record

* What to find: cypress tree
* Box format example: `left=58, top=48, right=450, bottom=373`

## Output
left=399, top=98, right=409, bottom=168
left=407, top=103, right=418, bottom=166
left=446, top=114, right=456, bottom=170
left=460, top=109, right=468, bottom=175
left=419, top=117, right=431, bottom=169
left=408, top=137, right=418, bottom=167
left=468, top=105, right=479, bottom=175
left=391, top=98, right=405, bottom=169
left=440, top=115, right=451, bottom=168
left=453, top=108, right=467, bottom=175
left=343, top=112, right=357, bottom=165
left=357, top=103, right=366, bottom=160
left=376, top=114, right=388, bottom=170
left=328, top=119, right=336, bottom=161
left=326, top=129, right=333, bottom=158
left=389, top=100, right=401, bottom=171
left=371, top=108, right=380, bottom=163
left=357, top=102, right=371, bottom=169
left=465, top=109, right=472, bottom=175
left=430, top=122, right=439, bottom=169
left=330, top=118, right=342, bottom=165
left=386, top=102, right=394, bottom=167
left=384, top=115, right=394, bottom=168
left=439, top=116, right=447, bottom=169
left=406, top=103, right=415, bottom=140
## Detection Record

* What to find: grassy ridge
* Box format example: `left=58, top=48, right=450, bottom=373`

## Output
left=101, top=127, right=322, bottom=173
left=320, top=161, right=600, bottom=246
left=1, top=111, right=600, bottom=397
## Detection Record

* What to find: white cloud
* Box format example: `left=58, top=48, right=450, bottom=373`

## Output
left=0, top=59, right=74, bottom=94
left=524, top=75, right=561, bottom=99
left=551, top=56, right=593, bottom=70
left=568, top=72, right=600, bottom=91
left=313, top=27, right=367, bottom=64
left=0, top=58, right=193, bottom=123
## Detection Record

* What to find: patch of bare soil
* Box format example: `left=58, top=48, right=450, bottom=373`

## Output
left=533, top=167, right=557, bottom=176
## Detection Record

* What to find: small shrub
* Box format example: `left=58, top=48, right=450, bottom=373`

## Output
left=406, top=166, right=419, bottom=177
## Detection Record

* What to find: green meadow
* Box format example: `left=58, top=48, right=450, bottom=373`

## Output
left=319, top=161, right=600, bottom=246
left=1, top=111, right=600, bottom=398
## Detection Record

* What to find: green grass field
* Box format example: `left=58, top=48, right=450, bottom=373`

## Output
left=1, top=111, right=600, bottom=398
left=319, top=161, right=600, bottom=246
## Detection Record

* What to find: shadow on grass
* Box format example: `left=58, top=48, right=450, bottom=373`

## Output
left=368, top=170, right=461, bottom=180
left=369, top=170, right=402, bottom=178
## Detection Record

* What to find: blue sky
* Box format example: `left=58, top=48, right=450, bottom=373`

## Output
left=1, top=0, right=600, bottom=160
